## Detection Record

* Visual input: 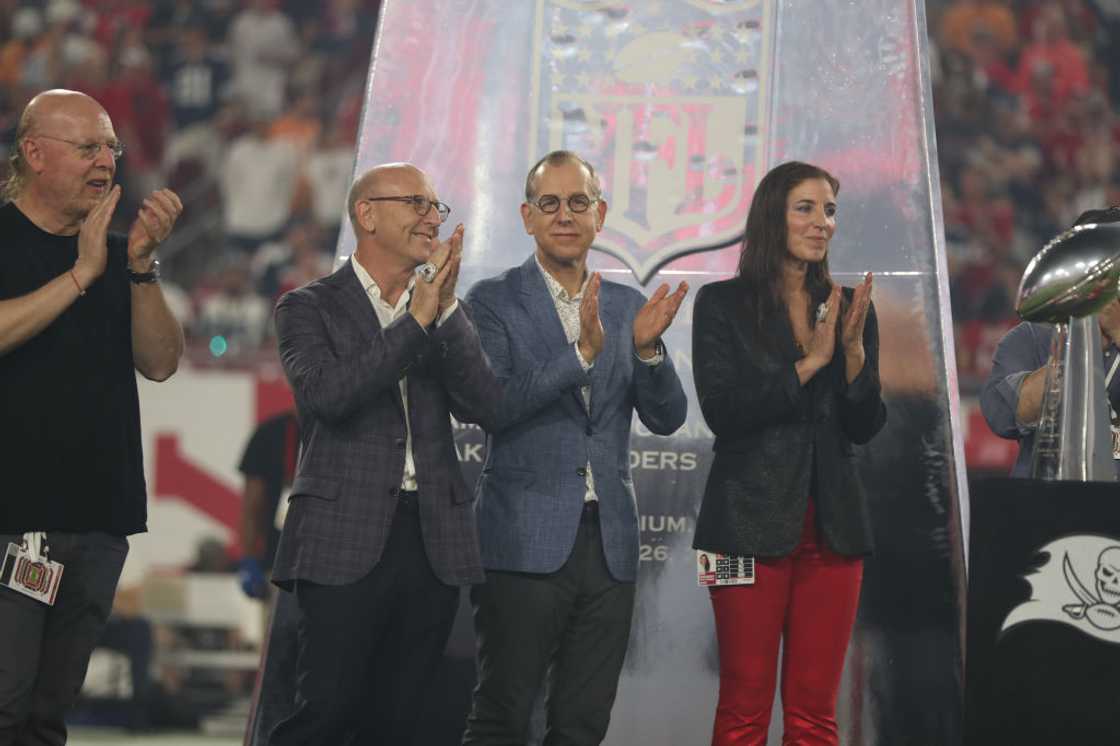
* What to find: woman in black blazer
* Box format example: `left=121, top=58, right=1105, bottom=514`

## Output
left=692, top=161, right=887, bottom=746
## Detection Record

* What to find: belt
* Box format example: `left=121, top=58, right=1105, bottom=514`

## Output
left=581, top=500, right=599, bottom=523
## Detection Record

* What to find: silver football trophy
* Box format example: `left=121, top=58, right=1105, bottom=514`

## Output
left=1016, top=221, right=1120, bottom=480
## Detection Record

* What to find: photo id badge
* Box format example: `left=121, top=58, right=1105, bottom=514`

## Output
left=696, top=550, right=755, bottom=587
left=1, top=542, right=63, bottom=606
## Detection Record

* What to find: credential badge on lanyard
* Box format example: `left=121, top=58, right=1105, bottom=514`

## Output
left=697, top=550, right=756, bottom=587
left=1, top=532, right=64, bottom=605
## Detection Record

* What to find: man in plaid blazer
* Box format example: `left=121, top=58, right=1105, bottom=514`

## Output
left=266, top=163, right=498, bottom=746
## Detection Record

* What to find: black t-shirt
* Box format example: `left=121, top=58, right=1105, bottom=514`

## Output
left=238, top=411, right=299, bottom=568
left=0, top=202, right=147, bottom=535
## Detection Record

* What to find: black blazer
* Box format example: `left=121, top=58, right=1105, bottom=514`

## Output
left=691, top=278, right=887, bottom=558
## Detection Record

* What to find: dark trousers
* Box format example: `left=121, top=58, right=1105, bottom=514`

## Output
left=709, top=503, right=863, bottom=746
left=267, top=492, right=459, bottom=746
left=0, top=531, right=128, bottom=746
left=463, top=503, right=636, bottom=746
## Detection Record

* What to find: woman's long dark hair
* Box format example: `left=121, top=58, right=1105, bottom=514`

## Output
left=737, top=161, right=839, bottom=352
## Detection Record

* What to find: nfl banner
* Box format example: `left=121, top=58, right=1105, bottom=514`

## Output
left=526, top=0, right=770, bottom=283
left=247, top=2, right=967, bottom=744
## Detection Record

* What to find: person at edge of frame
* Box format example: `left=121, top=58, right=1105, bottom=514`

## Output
left=0, top=88, right=185, bottom=745
left=981, top=206, right=1120, bottom=479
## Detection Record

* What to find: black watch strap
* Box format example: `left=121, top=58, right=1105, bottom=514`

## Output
left=127, top=260, right=160, bottom=285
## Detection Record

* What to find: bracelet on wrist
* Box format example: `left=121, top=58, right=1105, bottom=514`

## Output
left=68, top=269, right=85, bottom=296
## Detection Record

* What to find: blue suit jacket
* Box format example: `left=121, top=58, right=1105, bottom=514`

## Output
left=465, top=256, right=687, bottom=582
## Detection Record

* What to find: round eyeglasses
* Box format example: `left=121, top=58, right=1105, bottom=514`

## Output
left=531, top=194, right=599, bottom=214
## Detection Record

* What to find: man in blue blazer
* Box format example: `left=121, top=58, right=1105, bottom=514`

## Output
left=462, top=151, right=689, bottom=745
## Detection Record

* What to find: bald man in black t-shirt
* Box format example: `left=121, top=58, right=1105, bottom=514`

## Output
left=0, top=89, right=184, bottom=743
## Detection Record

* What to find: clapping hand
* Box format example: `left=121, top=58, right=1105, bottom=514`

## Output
left=72, top=185, right=121, bottom=289
left=841, top=272, right=873, bottom=355
left=437, top=224, right=464, bottom=315
left=577, top=273, right=604, bottom=364
left=409, top=233, right=456, bottom=328
left=127, top=189, right=183, bottom=267
left=633, top=281, right=688, bottom=359
left=804, top=284, right=842, bottom=369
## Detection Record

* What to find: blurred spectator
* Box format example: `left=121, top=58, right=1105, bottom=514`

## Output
left=276, top=232, right=334, bottom=298
left=109, top=45, right=170, bottom=203
left=147, top=0, right=215, bottom=64
left=220, top=117, right=300, bottom=252
left=269, top=91, right=321, bottom=156
left=968, top=25, right=1018, bottom=96
left=305, top=121, right=355, bottom=246
left=21, top=4, right=82, bottom=94
left=236, top=409, right=300, bottom=599
left=159, top=279, right=196, bottom=334
left=163, top=25, right=229, bottom=179
left=251, top=221, right=332, bottom=300
left=226, top=0, right=300, bottom=119
left=90, top=0, right=152, bottom=50
left=1015, top=4, right=1090, bottom=123
left=318, top=0, right=381, bottom=85
left=194, top=256, right=272, bottom=356
left=0, top=7, right=42, bottom=94
left=190, top=537, right=234, bottom=574
left=954, top=163, right=1016, bottom=250
left=938, top=0, right=1018, bottom=60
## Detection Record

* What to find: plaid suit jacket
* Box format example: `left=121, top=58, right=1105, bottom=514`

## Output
left=271, top=261, right=498, bottom=588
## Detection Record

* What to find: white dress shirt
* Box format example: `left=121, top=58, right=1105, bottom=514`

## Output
left=351, top=256, right=458, bottom=491
left=534, top=258, right=662, bottom=502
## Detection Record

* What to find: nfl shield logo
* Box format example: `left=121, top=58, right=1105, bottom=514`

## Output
left=529, top=0, right=772, bottom=283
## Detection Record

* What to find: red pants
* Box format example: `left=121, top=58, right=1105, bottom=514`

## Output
left=709, top=504, right=863, bottom=746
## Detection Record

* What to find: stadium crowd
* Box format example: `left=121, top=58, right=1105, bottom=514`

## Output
left=0, top=0, right=1115, bottom=408
left=931, top=0, right=1120, bottom=391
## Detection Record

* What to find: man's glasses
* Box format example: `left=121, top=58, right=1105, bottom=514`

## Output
left=35, top=135, right=125, bottom=161
left=363, top=195, right=451, bottom=223
left=530, top=193, right=599, bottom=214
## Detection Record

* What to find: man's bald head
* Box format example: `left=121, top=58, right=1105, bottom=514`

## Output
left=3, top=89, right=112, bottom=203
left=346, top=163, right=427, bottom=235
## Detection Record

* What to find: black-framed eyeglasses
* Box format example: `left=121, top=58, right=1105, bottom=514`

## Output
left=35, top=135, right=125, bottom=160
left=363, top=195, right=451, bottom=222
left=530, top=193, right=599, bottom=214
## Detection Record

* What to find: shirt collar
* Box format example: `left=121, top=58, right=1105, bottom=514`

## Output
left=351, top=255, right=414, bottom=312
left=534, top=255, right=588, bottom=302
